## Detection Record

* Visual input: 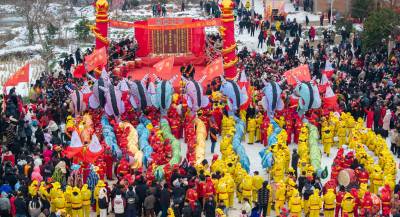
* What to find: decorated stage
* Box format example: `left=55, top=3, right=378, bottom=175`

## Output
left=127, top=65, right=206, bottom=87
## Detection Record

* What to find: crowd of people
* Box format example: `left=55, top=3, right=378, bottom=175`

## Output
left=1, top=1, right=400, bottom=217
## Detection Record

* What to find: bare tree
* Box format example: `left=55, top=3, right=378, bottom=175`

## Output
left=15, top=0, right=59, bottom=71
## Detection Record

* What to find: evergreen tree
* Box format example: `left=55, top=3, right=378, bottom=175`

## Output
left=351, top=0, right=373, bottom=20
left=362, top=8, right=399, bottom=52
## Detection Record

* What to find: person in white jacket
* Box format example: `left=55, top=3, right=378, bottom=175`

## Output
left=114, top=193, right=125, bottom=217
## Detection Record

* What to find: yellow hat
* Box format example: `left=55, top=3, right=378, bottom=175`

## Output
left=97, top=180, right=106, bottom=187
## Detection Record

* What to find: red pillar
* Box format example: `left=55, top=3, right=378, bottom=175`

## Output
left=95, top=0, right=109, bottom=50
left=219, top=0, right=238, bottom=80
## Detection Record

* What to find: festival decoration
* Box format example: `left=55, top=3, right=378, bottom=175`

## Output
left=109, top=18, right=222, bottom=30
left=201, top=57, right=224, bottom=82
left=119, top=122, right=143, bottom=169
left=219, top=76, right=248, bottom=114
left=88, top=71, right=111, bottom=109
left=3, top=63, right=30, bottom=87
left=84, top=47, right=108, bottom=72
left=307, top=122, right=328, bottom=179
left=219, top=0, right=238, bottom=79
left=95, top=0, right=109, bottom=49
left=66, top=86, right=87, bottom=117
left=151, top=74, right=178, bottom=114
left=136, top=117, right=153, bottom=167
left=101, top=115, right=122, bottom=159
left=194, top=118, right=206, bottom=164
left=261, top=80, right=284, bottom=118
left=293, top=81, right=321, bottom=116
left=283, top=65, right=311, bottom=86
left=153, top=57, right=174, bottom=77
left=181, top=76, right=209, bottom=113
left=259, top=120, right=281, bottom=169
left=232, top=117, right=250, bottom=172
left=99, top=83, right=125, bottom=117
left=129, top=74, right=152, bottom=111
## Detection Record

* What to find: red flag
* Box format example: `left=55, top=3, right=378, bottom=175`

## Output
left=322, top=60, right=335, bottom=79
left=201, top=58, right=224, bottom=81
left=283, top=64, right=311, bottom=86
left=73, top=64, right=86, bottom=78
left=84, top=47, right=107, bottom=72
left=153, top=57, right=174, bottom=77
left=4, top=64, right=30, bottom=87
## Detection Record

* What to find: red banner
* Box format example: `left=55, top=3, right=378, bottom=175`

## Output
left=84, top=47, right=107, bottom=72
left=4, top=64, right=30, bottom=87
left=153, top=57, right=174, bottom=77
left=110, top=18, right=221, bottom=30
left=283, top=64, right=311, bottom=86
left=201, top=57, right=223, bottom=81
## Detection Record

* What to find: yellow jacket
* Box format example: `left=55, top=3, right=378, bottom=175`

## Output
left=217, top=179, right=229, bottom=200
left=242, top=175, right=253, bottom=198
left=50, top=182, right=61, bottom=203
left=211, top=159, right=224, bottom=173
left=29, top=180, right=39, bottom=197
left=371, top=166, right=383, bottom=186
left=71, top=187, right=82, bottom=209
left=358, top=183, right=368, bottom=200
left=81, top=184, right=92, bottom=206
left=247, top=118, right=256, bottom=132
left=275, top=182, right=286, bottom=201
left=341, top=193, right=355, bottom=213
left=225, top=174, right=235, bottom=193
left=65, top=186, right=72, bottom=208
left=54, top=189, right=66, bottom=210
left=39, top=182, right=49, bottom=201
left=309, top=190, right=322, bottom=210
left=323, top=189, right=336, bottom=210
left=288, top=190, right=303, bottom=213
left=252, top=175, right=264, bottom=192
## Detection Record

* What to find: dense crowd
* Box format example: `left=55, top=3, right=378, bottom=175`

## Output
left=1, top=2, right=400, bottom=217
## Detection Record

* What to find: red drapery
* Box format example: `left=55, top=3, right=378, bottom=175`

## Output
left=191, top=19, right=205, bottom=57
left=135, top=20, right=150, bottom=57
left=134, top=18, right=206, bottom=58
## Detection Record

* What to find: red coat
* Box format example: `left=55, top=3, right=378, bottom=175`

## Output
left=197, top=181, right=206, bottom=198
left=361, top=193, right=373, bottom=214
left=309, top=27, right=316, bottom=38
left=205, top=179, right=216, bottom=197
left=104, top=153, right=114, bottom=180
left=378, top=108, right=386, bottom=126
left=381, top=189, right=391, bottom=216
left=335, top=191, right=345, bottom=217
left=364, top=108, right=374, bottom=128
left=186, top=188, right=198, bottom=208
left=116, top=160, right=130, bottom=178
left=357, top=170, right=369, bottom=184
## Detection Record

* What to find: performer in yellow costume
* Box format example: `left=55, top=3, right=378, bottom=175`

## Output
left=252, top=171, right=263, bottom=203
left=288, top=189, right=303, bottom=217
left=370, top=165, right=383, bottom=194
left=81, top=184, right=91, bottom=217
left=322, top=124, right=334, bottom=156
left=241, top=174, right=253, bottom=202
left=247, top=117, right=256, bottom=144
left=309, top=189, right=322, bottom=217
left=71, top=187, right=83, bottom=217
left=217, top=174, right=229, bottom=207
left=225, top=172, right=235, bottom=208
left=53, top=188, right=66, bottom=214
left=95, top=180, right=106, bottom=216
left=255, top=113, right=263, bottom=143
left=274, top=181, right=286, bottom=215
left=50, top=182, right=61, bottom=212
left=64, top=186, right=72, bottom=216
left=323, top=189, right=336, bottom=217
left=341, top=192, right=355, bottom=217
